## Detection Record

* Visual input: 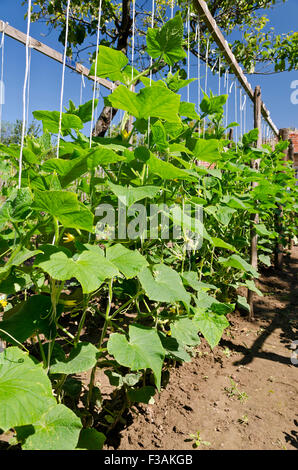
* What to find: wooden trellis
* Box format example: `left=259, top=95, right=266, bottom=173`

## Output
left=0, top=20, right=114, bottom=91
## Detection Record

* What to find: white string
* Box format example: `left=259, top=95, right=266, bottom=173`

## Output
left=149, top=0, right=155, bottom=85
left=94, top=82, right=100, bottom=125
left=204, top=38, right=209, bottom=95
left=18, top=0, right=32, bottom=188
left=196, top=22, right=201, bottom=136
left=57, top=0, right=71, bottom=158
left=187, top=4, right=190, bottom=102
left=225, top=71, right=229, bottom=129
left=218, top=56, right=221, bottom=95
left=26, top=45, right=33, bottom=134
left=89, top=0, right=102, bottom=148
left=0, top=25, right=7, bottom=142
left=234, top=80, right=238, bottom=143
left=203, top=38, right=209, bottom=138
left=239, top=88, right=242, bottom=138
left=148, top=0, right=155, bottom=147
left=169, top=0, right=174, bottom=74
left=211, top=57, right=218, bottom=74
left=131, top=0, right=136, bottom=88
left=109, top=92, right=113, bottom=137
left=244, top=97, right=247, bottom=135
left=80, top=72, right=85, bottom=106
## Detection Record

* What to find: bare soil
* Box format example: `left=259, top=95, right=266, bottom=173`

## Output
left=104, top=247, right=298, bottom=451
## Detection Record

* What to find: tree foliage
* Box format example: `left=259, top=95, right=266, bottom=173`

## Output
left=25, top=0, right=297, bottom=74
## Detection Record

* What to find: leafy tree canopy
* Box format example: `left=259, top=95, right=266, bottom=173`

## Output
left=24, top=0, right=297, bottom=75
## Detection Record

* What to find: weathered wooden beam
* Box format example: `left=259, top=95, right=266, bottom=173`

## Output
left=0, top=20, right=114, bottom=91
left=247, top=85, right=262, bottom=321
left=192, top=0, right=279, bottom=137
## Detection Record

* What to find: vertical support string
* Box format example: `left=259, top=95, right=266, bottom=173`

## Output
left=204, top=38, right=209, bottom=95
left=148, top=0, right=155, bottom=147
left=26, top=45, right=33, bottom=134
left=131, top=0, right=136, bottom=89
left=203, top=37, right=209, bottom=138
left=89, top=0, right=102, bottom=148
left=187, top=3, right=190, bottom=102
left=169, top=0, right=174, bottom=74
left=57, top=0, right=71, bottom=158
left=234, top=80, right=238, bottom=144
left=149, top=0, right=155, bottom=86
left=239, top=88, right=242, bottom=139
left=196, top=21, right=201, bottom=136
left=225, top=71, right=229, bottom=129
left=80, top=72, right=85, bottom=106
left=0, top=24, right=8, bottom=142
left=241, top=94, right=247, bottom=138
left=218, top=56, right=221, bottom=95
left=18, top=0, right=32, bottom=188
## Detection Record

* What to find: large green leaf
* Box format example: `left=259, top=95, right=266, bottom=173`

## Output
left=193, top=139, right=221, bottom=162
left=0, top=295, right=58, bottom=344
left=107, top=85, right=181, bottom=123
left=0, top=188, right=32, bottom=224
left=193, top=310, right=229, bottom=349
left=16, top=404, right=82, bottom=450
left=77, top=429, right=106, bottom=450
left=41, top=155, right=88, bottom=187
left=135, top=148, right=195, bottom=181
left=200, top=92, right=228, bottom=115
left=89, top=45, right=128, bottom=82
left=33, top=111, right=83, bottom=134
left=67, top=99, right=99, bottom=123
left=106, top=244, right=148, bottom=278
left=146, top=14, right=186, bottom=66
left=211, top=237, right=238, bottom=252
left=50, top=342, right=99, bottom=375
left=179, top=102, right=199, bottom=120
left=107, top=324, right=165, bottom=390
left=138, top=264, right=190, bottom=305
left=107, top=181, right=161, bottom=207
left=33, top=190, right=94, bottom=232
left=151, top=120, right=169, bottom=152
left=170, top=317, right=201, bottom=347
left=0, top=347, right=56, bottom=432
left=34, top=245, right=119, bottom=293
left=218, top=254, right=258, bottom=277
left=87, top=146, right=125, bottom=170
left=159, top=332, right=192, bottom=363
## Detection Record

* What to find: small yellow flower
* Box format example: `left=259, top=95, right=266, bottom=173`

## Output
left=122, top=129, right=130, bottom=140
left=63, top=233, right=75, bottom=243
left=0, top=299, right=8, bottom=308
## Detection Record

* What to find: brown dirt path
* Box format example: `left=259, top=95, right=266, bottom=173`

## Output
left=107, top=247, right=298, bottom=450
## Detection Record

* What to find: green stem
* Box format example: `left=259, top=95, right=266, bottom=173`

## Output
left=87, top=278, right=114, bottom=409
left=74, top=295, right=90, bottom=346
left=37, top=334, right=47, bottom=368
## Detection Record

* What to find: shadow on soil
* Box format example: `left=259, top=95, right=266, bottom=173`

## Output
left=221, top=252, right=297, bottom=368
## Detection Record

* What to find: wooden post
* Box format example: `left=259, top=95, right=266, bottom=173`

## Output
left=274, top=128, right=290, bottom=269
left=228, top=127, right=234, bottom=148
left=287, top=139, right=295, bottom=251
left=247, top=85, right=262, bottom=321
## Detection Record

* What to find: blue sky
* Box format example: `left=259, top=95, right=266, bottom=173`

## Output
left=0, top=0, right=297, bottom=137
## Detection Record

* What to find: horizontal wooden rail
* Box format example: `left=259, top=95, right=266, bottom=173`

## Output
left=193, top=0, right=279, bottom=136
left=0, top=20, right=114, bottom=91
